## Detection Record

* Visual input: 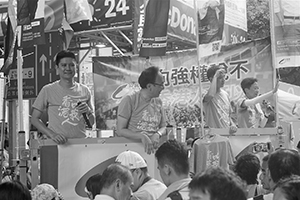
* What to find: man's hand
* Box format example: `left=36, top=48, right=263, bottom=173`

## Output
left=50, top=132, right=68, bottom=144
left=140, top=132, right=154, bottom=154
left=150, top=133, right=160, bottom=149
left=76, top=101, right=91, bottom=115
left=229, top=125, right=237, bottom=135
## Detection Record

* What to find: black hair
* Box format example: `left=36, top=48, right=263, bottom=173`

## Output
left=86, top=174, right=102, bottom=199
left=189, top=167, right=247, bottom=200
left=240, top=77, right=258, bottom=94
left=55, top=50, right=76, bottom=66
left=268, top=149, right=300, bottom=183
left=155, top=140, right=189, bottom=175
left=138, top=66, right=160, bottom=89
left=206, top=65, right=222, bottom=81
left=234, top=153, right=260, bottom=185
left=100, top=164, right=132, bottom=190
left=275, top=175, right=300, bottom=200
left=0, top=180, right=31, bottom=200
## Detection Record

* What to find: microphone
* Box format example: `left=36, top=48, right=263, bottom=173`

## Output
left=77, top=102, right=92, bottom=129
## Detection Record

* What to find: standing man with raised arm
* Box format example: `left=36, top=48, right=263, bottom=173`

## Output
left=203, top=65, right=237, bottom=134
left=117, top=66, right=166, bottom=154
left=237, top=78, right=279, bottom=128
left=31, top=50, right=95, bottom=144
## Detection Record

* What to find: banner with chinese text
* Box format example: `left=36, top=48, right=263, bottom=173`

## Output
left=93, top=38, right=273, bottom=130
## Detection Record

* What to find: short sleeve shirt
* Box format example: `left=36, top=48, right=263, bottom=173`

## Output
left=203, top=89, right=231, bottom=128
left=117, top=91, right=166, bottom=135
left=32, top=81, right=92, bottom=138
left=237, top=95, right=264, bottom=128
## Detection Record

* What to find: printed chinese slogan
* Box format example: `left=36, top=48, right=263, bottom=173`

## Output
left=92, top=38, right=274, bottom=130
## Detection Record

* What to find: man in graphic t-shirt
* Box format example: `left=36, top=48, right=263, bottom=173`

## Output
left=117, top=66, right=166, bottom=154
left=31, top=50, right=95, bottom=144
left=202, top=65, right=237, bottom=134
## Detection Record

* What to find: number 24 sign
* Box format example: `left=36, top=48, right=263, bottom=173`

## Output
left=89, top=0, right=133, bottom=28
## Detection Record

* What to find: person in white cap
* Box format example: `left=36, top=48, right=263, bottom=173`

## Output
left=116, top=150, right=167, bottom=200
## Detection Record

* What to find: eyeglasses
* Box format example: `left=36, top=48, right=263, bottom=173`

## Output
left=152, top=82, right=164, bottom=87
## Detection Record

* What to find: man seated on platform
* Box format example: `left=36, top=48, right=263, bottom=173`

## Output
left=202, top=65, right=237, bottom=134
left=31, top=50, right=95, bottom=144
left=237, top=77, right=279, bottom=128
left=117, top=66, right=166, bottom=154
left=155, top=140, right=191, bottom=200
left=116, top=150, right=166, bottom=200
left=94, top=163, right=133, bottom=200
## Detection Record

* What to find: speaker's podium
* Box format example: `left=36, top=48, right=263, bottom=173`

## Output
left=39, top=137, right=161, bottom=200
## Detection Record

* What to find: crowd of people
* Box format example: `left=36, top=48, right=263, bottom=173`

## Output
left=2, top=140, right=298, bottom=200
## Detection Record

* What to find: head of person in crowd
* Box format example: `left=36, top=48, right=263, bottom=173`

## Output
left=85, top=174, right=102, bottom=200
left=268, top=148, right=300, bottom=190
left=0, top=180, right=31, bottom=200
left=155, top=140, right=190, bottom=186
left=188, top=167, right=247, bottom=200
left=115, top=150, right=149, bottom=192
left=273, top=175, right=300, bottom=200
left=138, top=66, right=164, bottom=98
left=259, top=154, right=271, bottom=191
left=206, top=65, right=226, bottom=89
left=240, top=77, right=259, bottom=99
left=55, top=50, right=77, bottom=81
left=99, top=163, right=133, bottom=200
left=234, top=153, right=260, bottom=186
left=31, top=183, right=63, bottom=200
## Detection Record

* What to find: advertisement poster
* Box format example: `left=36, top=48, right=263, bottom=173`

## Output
left=93, top=38, right=274, bottom=130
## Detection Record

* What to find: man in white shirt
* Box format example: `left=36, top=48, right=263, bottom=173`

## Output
left=116, top=150, right=166, bottom=200
left=94, top=164, right=133, bottom=200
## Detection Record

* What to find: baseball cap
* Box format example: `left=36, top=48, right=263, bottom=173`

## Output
left=115, top=150, right=147, bottom=169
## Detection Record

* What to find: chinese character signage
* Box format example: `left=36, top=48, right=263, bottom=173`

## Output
left=92, top=38, right=273, bottom=130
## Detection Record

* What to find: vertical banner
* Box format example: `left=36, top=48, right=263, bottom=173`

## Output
left=195, top=0, right=247, bottom=57
left=139, top=0, right=170, bottom=57
left=270, top=0, right=300, bottom=68
left=133, top=0, right=145, bottom=54
left=196, top=0, right=225, bottom=57
left=19, top=0, right=45, bottom=47
left=223, top=0, right=247, bottom=44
